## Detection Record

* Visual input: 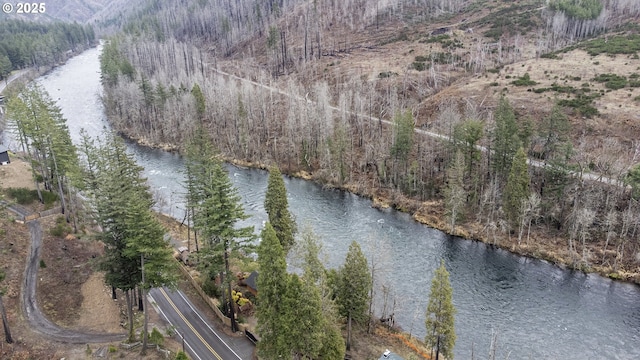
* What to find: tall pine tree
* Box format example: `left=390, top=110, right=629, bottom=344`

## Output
left=425, top=260, right=456, bottom=360
left=81, top=133, right=177, bottom=344
left=444, top=150, right=466, bottom=233
left=264, top=165, right=297, bottom=252
left=504, top=147, right=530, bottom=231
left=256, top=222, right=290, bottom=359
left=491, top=96, right=521, bottom=179
left=335, top=241, right=371, bottom=351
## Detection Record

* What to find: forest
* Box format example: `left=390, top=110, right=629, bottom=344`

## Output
left=0, top=19, right=95, bottom=79
left=98, top=0, right=640, bottom=283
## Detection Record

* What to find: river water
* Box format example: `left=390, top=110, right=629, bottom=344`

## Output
left=5, top=45, right=640, bottom=359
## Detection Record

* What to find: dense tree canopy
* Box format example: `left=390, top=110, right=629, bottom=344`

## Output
left=0, top=19, right=94, bottom=77
left=549, top=0, right=603, bottom=20
left=78, top=133, right=177, bottom=343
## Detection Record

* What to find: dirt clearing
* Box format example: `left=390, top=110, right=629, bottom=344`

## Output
left=0, top=157, right=36, bottom=190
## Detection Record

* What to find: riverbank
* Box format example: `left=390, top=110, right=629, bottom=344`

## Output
left=121, top=131, right=640, bottom=286
left=155, top=212, right=435, bottom=360
left=0, top=43, right=100, bottom=137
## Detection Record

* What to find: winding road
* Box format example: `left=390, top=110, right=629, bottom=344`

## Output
left=0, top=201, right=125, bottom=344
left=3, top=202, right=126, bottom=343
left=22, top=220, right=126, bottom=343
left=4, top=201, right=251, bottom=358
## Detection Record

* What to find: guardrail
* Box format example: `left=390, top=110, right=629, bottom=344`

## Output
left=176, top=261, right=253, bottom=337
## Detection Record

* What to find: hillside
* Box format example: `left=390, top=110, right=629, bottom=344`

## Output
left=98, top=0, right=640, bottom=285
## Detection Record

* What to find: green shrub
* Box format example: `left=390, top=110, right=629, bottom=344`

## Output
left=511, top=73, right=537, bottom=86
left=558, top=95, right=599, bottom=118
left=441, top=38, right=463, bottom=49
left=424, top=34, right=450, bottom=44
left=150, top=327, right=164, bottom=346
left=41, top=191, right=58, bottom=206
left=39, top=259, right=46, bottom=268
left=7, top=188, right=39, bottom=205
left=378, top=71, right=397, bottom=78
left=430, top=52, right=460, bottom=65
left=629, top=80, right=640, bottom=88
left=550, top=83, right=577, bottom=93
left=412, top=61, right=426, bottom=71
left=489, top=82, right=499, bottom=86
left=50, top=225, right=64, bottom=237
left=593, top=73, right=627, bottom=90
left=583, top=35, right=640, bottom=56
left=202, top=278, right=221, bottom=298
left=175, top=351, right=189, bottom=360
left=414, top=55, right=427, bottom=62
left=108, top=345, right=117, bottom=353
left=541, top=52, right=560, bottom=59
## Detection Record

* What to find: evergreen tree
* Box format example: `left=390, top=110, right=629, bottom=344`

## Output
left=264, top=165, right=297, bottom=252
left=491, top=96, right=521, bottom=179
left=293, top=226, right=345, bottom=359
left=336, top=241, right=371, bottom=350
left=184, top=129, right=252, bottom=332
left=319, top=322, right=346, bottom=360
left=284, top=274, right=324, bottom=359
left=195, top=160, right=252, bottom=332
left=391, top=110, right=414, bottom=163
left=256, top=222, right=290, bottom=359
left=444, top=150, right=466, bottom=233
left=452, top=119, right=483, bottom=177
left=7, top=85, right=80, bottom=223
left=0, top=54, right=11, bottom=80
left=191, top=83, right=206, bottom=121
left=425, top=260, right=456, bottom=360
left=539, top=104, right=571, bottom=162
left=122, top=189, right=178, bottom=353
left=81, top=133, right=177, bottom=345
left=504, top=148, right=530, bottom=230
left=627, top=164, right=640, bottom=200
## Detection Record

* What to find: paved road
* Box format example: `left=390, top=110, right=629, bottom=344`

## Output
left=149, top=287, right=251, bottom=360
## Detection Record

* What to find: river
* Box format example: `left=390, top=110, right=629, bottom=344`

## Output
left=4, top=45, right=640, bottom=360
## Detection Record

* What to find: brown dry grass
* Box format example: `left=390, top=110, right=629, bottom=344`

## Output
left=0, top=157, right=36, bottom=191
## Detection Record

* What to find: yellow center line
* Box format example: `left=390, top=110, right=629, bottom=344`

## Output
left=159, top=288, right=222, bottom=360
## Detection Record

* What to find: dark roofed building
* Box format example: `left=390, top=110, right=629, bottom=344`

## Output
left=245, top=271, right=258, bottom=296
left=0, top=145, right=10, bottom=165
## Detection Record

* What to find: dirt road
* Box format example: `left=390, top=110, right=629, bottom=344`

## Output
left=3, top=202, right=126, bottom=343
left=22, top=219, right=126, bottom=343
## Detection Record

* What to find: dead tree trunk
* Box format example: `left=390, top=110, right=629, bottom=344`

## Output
left=0, top=296, right=13, bottom=344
